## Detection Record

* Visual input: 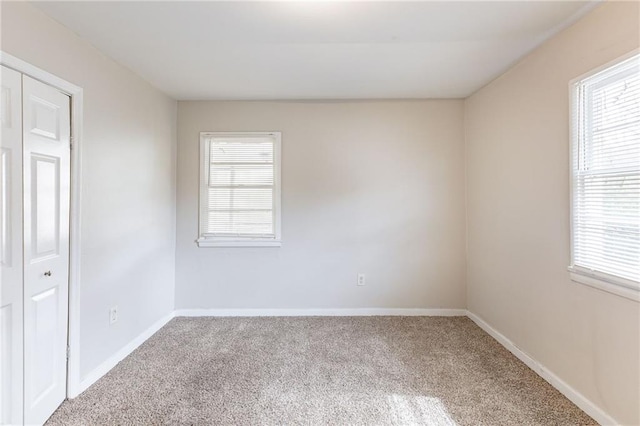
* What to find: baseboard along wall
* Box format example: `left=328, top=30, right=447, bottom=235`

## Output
left=174, top=308, right=467, bottom=317
left=74, top=308, right=616, bottom=425
left=73, top=312, right=176, bottom=398
left=466, top=311, right=617, bottom=426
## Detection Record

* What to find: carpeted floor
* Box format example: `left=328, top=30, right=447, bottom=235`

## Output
left=47, top=317, right=596, bottom=425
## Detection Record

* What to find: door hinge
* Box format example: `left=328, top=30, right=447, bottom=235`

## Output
left=70, top=137, right=73, bottom=150
left=66, top=346, right=71, bottom=360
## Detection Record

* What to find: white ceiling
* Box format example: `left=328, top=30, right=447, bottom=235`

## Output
left=33, top=1, right=598, bottom=100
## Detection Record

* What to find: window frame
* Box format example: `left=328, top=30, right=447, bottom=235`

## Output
left=197, top=131, right=282, bottom=248
left=568, top=49, right=640, bottom=302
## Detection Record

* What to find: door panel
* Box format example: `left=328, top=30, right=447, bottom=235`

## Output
left=32, top=155, right=60, bottom=259
left=29, top=287, right=58, bottom=402
left=23, top=75, right=70, bottom=426
left=0, top=65, right=23, bottom=426
left=29, top=98, right=60, bottom=141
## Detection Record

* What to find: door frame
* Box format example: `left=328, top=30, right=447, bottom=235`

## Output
left=0, top=51, right=84, bottom=399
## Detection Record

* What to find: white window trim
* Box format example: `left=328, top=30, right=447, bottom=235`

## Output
left=197, top=131, right=282, bottom=248
left=568, top=266, right=640, bottom=302
left=568, top=49, right=640, bottom=302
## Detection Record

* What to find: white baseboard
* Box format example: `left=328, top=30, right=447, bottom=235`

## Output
left=466, top=311, right=617, bottom=426
left=70, top=307, right=617, bottom=426
left=69, top=307, right=463, bottom=398
left=174, top=308, right=467, bottom=317
left=73, top=311, right=175, bottom=397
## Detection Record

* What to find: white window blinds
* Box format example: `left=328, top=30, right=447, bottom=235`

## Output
left=199, top=132, right=281, bottom=246
left=571, top=54, right=640, bottom=288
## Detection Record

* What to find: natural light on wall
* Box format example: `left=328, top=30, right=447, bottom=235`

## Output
left=569, top=52, right=640, bottom=301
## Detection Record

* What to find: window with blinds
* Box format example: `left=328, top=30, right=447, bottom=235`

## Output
left=570, top=53, right=639, bottom=296
left=198, top=132, right=281, bottom=247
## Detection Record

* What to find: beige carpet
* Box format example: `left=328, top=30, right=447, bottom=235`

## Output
left=47, top=317, right=596, bottom=425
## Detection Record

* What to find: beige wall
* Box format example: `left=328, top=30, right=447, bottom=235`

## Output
left=464, top=2, right=640, bottom=424
left=176, top=100, right=466, bottom=310
left=3, top=1, right=637, bottom=423
left=1, top=2, right=177, bottom=379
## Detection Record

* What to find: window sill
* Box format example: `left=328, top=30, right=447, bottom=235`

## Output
left=568, top=266, right=639, bottom=302
left=196, top=238, right=281, bottom=248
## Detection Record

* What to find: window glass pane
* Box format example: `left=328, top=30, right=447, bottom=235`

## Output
left=573, top=54, right=640, bottom=286
left=210, top=138, right=273, bottom=163
left=207, top=210, right=274, bottom=235
left=201, top=133, right=278, bottom=239
left=207, top=187, right=273, bottom=211
left=210, top=164, right=274, bottom=186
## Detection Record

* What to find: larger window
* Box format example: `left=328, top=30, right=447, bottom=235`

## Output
left=569, top=53, right=639, bottom=300
left=198, top=132, right=281, bottom=247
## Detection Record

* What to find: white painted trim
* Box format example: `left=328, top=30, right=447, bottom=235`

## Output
left=466, top=311, right=618, bottom=426
left=569, top=48, right=640, bottom=88
left=0, top=52, right=82, bottom=95
left=0, top=51, right=85, bottom=400
left=174, top=308, right=467, bottom=317
left=67, top=84, right=84, bottom=400
left=77, top=312, right=175, bottom=395
left=569, top=267, right=639, bottom=302
left=197, top=131, right=282, bottom=248
left=60, top=306, right=620, bottom=426
left=66, top=308, right=462, bottom=398
left=196, top=239, right=282, bottom=248
left=567, top=49, right=640, bottom=305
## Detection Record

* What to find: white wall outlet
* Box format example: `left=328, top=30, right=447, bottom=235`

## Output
left=109, top=306, right=118, bottom=325
left=357, top=273, right=366, bottom=286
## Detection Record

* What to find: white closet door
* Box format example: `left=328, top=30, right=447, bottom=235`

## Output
left=22, top=75, right=71, bottom=425
left=0, top=65, right=24, bottom=426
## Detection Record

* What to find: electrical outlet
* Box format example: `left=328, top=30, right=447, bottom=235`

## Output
left=357, top=273, right=366, bottom=286
left=109, top=306, right=118, bottom=325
